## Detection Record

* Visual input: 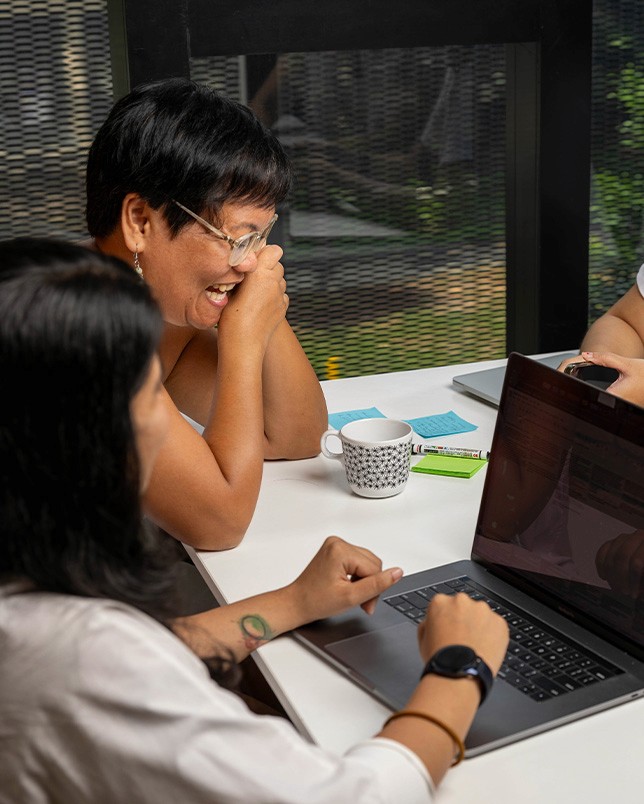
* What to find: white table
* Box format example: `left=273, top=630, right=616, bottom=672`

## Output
left=185, top=356, right=644, bottom=804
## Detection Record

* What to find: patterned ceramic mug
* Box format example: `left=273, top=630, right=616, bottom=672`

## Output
left=320, top=418, right=413, bottom=498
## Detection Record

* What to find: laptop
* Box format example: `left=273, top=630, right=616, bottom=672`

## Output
left=294, top=352, right=644, bottom=756
left=452, top=350, right=577, bottom=406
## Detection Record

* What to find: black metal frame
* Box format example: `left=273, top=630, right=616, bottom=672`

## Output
left=108, top=0, right=593, bottom=354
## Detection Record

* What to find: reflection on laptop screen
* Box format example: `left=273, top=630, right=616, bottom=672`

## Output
left=473, top=355, right=644, bottom=655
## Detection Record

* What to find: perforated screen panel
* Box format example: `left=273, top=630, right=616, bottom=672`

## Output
left=1, top=1, right=113, bottom=241
left=192, top=47, right=507, bottom=379
left=3, top=1, right=642, bottom=377
left=590, top=0, right=644, bottom=319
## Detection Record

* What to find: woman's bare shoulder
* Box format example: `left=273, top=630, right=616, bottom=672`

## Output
left=160, top=327, right=219, bottom=427
left=159, top=325, right=201, bottom=380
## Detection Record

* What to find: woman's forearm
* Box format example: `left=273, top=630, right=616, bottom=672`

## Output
left=378, top=675, right=481, bottom=785
left=261, top=320, right=328, bottom=459
left=581, top=284, right=644, bottom=358
left=173, top=584, right=299, bottom=663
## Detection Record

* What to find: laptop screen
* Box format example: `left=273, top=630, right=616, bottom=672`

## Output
left=473, top=353, right=644, bottom=656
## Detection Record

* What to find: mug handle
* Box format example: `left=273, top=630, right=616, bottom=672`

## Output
left=320, top=428, right=343, bottom=459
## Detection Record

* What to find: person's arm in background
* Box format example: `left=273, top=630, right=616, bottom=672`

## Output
left=172, top=245, right=327, bottom=460
left=559, top=275, right=644, bottom=374
left=227, top=244, right=327, bottom=459
left=580, top=282, right=644, bottom=356
left=557, top=270, right=644, bottom=404
left=145, top=247, right=285, bottom=550
left=260, top=318, right=328, bottom=459
left=145, top=246, right=325, bottom=550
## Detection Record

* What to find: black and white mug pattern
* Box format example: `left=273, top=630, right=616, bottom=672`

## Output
left=344, top=442, right=411, bottom=493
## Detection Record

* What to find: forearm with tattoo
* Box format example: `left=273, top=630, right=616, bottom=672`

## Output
left=238, top=614, right=275, bottom=651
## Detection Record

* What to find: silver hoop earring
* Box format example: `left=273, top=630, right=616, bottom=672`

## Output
left=133, top=248, right=143, bottom=278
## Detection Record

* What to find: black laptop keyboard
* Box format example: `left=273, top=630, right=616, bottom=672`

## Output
left=383, top=575, right=623, bottom=702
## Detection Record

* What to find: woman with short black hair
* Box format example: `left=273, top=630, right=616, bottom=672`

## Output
left=85, top=78, right=328, bottom=551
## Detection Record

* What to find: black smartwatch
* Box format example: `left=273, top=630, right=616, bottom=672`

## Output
left=421, top=645, right=494, bottom=706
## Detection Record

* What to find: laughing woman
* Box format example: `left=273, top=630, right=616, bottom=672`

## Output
left=85, top=77, right=328, bottom=550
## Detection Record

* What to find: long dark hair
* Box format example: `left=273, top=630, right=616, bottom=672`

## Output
left=86, top=77, right=292, bottom=238
left=0, top=238, right=238, bottom=685
left=0, top=238, right=181, bottom=611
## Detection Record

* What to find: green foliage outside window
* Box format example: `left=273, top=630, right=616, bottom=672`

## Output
left=590, top=4, right=644, bottom=316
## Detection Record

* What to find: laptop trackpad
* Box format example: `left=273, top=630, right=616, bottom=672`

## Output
left=327, top=622, right=422, bottom=710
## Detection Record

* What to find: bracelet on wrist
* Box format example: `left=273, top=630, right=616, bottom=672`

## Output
left=382, top=709, right=465, bottom=766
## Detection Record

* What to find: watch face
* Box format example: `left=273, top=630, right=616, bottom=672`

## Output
left=433, top=645, right=478, bottom=672
left=426, top=645, right=493, bottom=706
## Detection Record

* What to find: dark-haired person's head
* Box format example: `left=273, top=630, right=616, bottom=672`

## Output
left=86, top=77, right=292, bottom=239
left=85, top=78, right=290, bottom=333
left=0, top=238, right=174, bottom=612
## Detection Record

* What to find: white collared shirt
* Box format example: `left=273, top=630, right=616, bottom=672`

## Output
left=0, top=588, right=433, bottom=803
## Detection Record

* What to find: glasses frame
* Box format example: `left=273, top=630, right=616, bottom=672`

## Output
left=172, top=199, right=278, bottom=266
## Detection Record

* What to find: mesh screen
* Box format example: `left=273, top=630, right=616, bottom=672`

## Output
left=192, top=47, right=507, bottom=380
left=0, top=1, right=113, bottom=241
left=3, top=2, right=642, bottom=377
left=590, top=0, right=644, bottom=319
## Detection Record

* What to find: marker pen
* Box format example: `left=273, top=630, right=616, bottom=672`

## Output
left=411, top=444, right=490, bottom=460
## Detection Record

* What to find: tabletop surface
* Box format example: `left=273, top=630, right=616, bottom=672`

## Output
left=185, top=355, right=644, bottom=804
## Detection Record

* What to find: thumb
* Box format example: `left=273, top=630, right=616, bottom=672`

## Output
left=581, top=351, right=625, bottom=371
left=353, top=567, right=404, bottom=615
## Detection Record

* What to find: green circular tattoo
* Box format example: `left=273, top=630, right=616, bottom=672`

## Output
left=239, top=614, right=273, bottom=642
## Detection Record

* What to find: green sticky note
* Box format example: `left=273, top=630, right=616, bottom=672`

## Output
left=411, top=454, right=487, bottom=478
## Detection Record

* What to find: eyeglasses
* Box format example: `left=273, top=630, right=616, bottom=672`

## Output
left=172, top=200, right=278, bottom=267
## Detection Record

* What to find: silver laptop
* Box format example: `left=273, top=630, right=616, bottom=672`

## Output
left=294, top=353, right=644, bottom=756
left=452, top=350, right=577, bottom=406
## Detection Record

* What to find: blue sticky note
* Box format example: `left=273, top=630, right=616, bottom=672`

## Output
left=405, top=411, right=478, bottom=438
left=328, top=407, right=385, bottom=429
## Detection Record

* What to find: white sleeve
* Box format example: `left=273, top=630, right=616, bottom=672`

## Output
left=42, top=605, right=434, bottom=804
left=346, top=738, right=436, bottom=801
left=637, top=264, right=644, bottom=298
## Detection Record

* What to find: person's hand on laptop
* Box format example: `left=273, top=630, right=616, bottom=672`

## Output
left=379, top=593, right=509, bottom=786
left=417, top=593, right=509, bottom=674
left=289, top=535, right=404, bottom=621
left=179, top=535, right=402, bottom=661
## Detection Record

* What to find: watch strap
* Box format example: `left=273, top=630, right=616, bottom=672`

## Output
left=421, top=649, right=494, bottom=706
